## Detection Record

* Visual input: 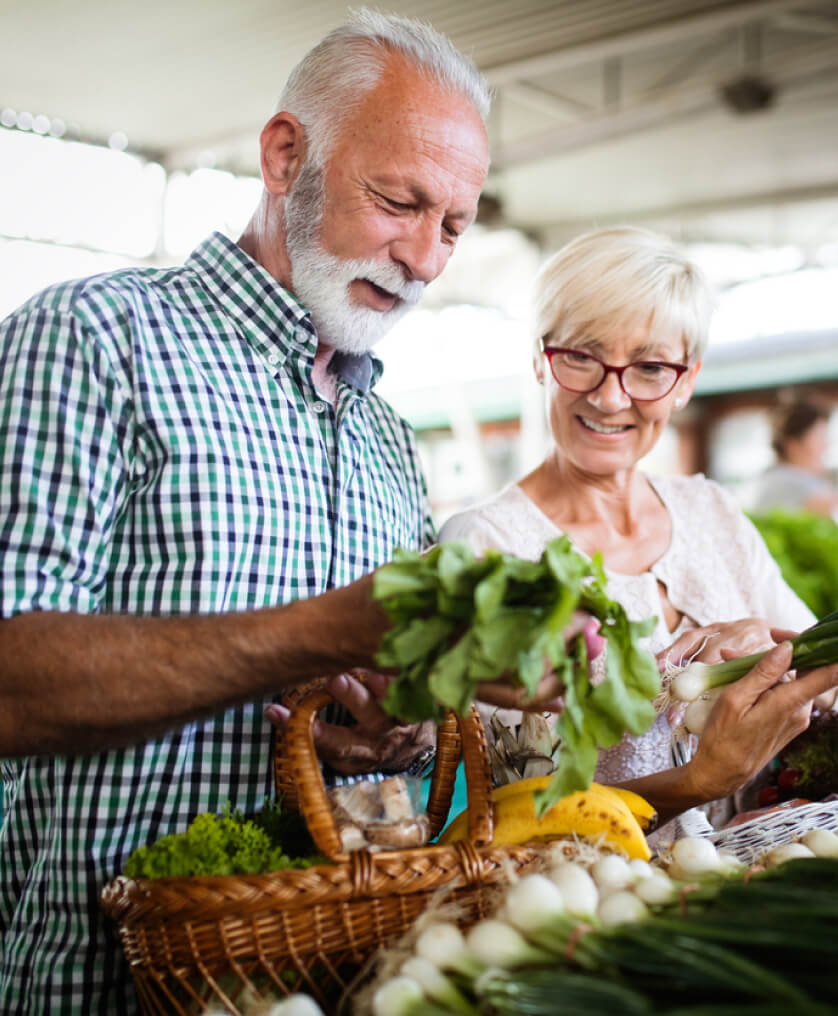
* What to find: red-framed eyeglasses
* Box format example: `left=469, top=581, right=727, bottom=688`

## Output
left=541, top=342, right=689, bottom=402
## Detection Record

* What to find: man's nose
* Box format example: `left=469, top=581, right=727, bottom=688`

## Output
left=390, top=218, right=449, bottom=284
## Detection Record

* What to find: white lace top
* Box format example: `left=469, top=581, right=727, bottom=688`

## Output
left=439, top=474, right=814, bottom=837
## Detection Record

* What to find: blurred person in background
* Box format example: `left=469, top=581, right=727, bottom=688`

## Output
left=440, top=226, right=838, bottom=841
left=753, top=398, right=838, bottom=521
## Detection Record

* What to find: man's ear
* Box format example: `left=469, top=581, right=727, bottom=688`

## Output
left=259, top=112, right=307, bottom=196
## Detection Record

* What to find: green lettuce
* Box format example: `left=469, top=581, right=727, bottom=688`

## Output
left=373, top=537, right=659, bottom=814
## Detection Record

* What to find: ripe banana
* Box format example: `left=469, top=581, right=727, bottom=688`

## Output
left=489, top=776, right=657, bottom=831
left=438, top=780, right=652, bottom=860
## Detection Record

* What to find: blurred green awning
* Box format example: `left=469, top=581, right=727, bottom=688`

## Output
left=696, top=330, right=838, bottom=394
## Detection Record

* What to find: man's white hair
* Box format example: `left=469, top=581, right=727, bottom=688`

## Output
left=278, top=7, right=491, bottom=165
left=534, top=226, right=715, bottom=362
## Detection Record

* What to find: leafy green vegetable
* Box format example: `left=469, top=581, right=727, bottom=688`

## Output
left=778, top=710, right=838, bottom=800
left=123, top=799, right=323, bottom=879
left=373, top=537, right=659, bottom=814
left=749, top=510, right=838, bottom=619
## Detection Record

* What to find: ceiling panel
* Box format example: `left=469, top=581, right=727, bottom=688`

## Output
left=2, top=0, right=838, bottom=248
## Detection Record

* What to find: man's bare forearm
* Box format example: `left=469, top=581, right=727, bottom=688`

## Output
left=0, top=575, right=388, bottom=756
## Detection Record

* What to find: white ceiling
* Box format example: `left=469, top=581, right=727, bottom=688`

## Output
left=3, top=0, right=838, bottom=252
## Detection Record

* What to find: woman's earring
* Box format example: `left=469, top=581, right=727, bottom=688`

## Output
left=675, top=397, right=683, bottom=409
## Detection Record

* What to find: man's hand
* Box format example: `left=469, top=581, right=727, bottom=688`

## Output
left=265, top=671, right=436, bottom=775
left=685, top=642, right=838, bottom=802
left=476, top=613, right=604, bottom=713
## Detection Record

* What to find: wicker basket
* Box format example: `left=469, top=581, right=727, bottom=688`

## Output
left=101, top=686, right=546, bottom=1015
left=708, top=797, right=838, bottom=865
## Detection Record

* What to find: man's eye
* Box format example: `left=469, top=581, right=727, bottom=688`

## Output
left=382, top=195, right=411, bottom=211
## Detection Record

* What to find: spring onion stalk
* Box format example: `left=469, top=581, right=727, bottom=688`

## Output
left=547, top=862, right=599, bottom=918
left=371, top=975, right=459, bottom=1016
left=414, top=923, right=484, bottom=980
left=464, top=920, right=556, bottom=969
left=671, top=609, right=838, bottom=704
left=498, top=872, right=595, bottom=955
left=633, top=871, right=677, bottom=905
left=596, top=890, right=650, bottom=927
left=591, top=854, right=634, bottom=893
left=683, top=688, right=722, bottom=735
left=801, top=828, right=838, bottom=858
left=398, top=957, right=477, bottom=1016
left=502, top=874, right=566, bottom=936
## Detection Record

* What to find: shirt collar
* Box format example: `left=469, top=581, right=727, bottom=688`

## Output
left=186, top=232, right=382, bottom=394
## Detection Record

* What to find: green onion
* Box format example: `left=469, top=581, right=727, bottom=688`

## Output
left=671, top=608, right=838, bottom=704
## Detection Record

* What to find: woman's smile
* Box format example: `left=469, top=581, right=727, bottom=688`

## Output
left=577, top=415, right=634, bottom=436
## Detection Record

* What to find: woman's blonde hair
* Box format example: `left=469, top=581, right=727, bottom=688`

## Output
left=534, top=226, right=714, bottom=361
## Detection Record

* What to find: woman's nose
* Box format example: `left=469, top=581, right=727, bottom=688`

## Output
left=587, top=370, right=632, bottom=411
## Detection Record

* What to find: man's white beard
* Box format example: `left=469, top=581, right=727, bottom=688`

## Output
left=284, top=160, right=424, bottom=356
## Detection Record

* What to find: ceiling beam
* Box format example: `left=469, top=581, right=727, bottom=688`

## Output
left=501, top=81, right=592, bottom=120
left=490, top=39, right=838, bottom=170
left=773, top=12, right=838, bottom=33
left=482, top=0, right=812, bottom=85
left=537, top=180, right=838, bottom=250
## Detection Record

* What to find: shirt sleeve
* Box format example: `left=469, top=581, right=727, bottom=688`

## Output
left=438, top=508, right=508, bottom=556
left=0, top=294, right=133, bottom=617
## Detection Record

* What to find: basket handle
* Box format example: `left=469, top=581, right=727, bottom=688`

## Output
left=284, top=688, right=495, bottom=861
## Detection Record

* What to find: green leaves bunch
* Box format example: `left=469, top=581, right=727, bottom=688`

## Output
left=749, top=510, right=838, bottom=619
left=373, top=537, right=660, bottom=812
left=123, top=799, right=321, bottom=879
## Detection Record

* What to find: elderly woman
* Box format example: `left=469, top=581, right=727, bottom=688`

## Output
left=440, top=226, right=833, bottom=837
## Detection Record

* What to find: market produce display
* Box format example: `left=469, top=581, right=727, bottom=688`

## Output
left=364, top=837, right=838, bottom=1016
left=749, top=510, right=838, bottom=620
left=761, top=710, right=838, bottom=805
left=373, top=537, right=660, bottom=814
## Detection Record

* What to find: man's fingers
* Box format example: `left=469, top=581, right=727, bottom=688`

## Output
left=476, top=673, right=565, bottom=713
left=264, top=703, right=290, bottom=729
left=360, top=670, right=392, bottom=699
left=326, top=673, right=392, bottom=733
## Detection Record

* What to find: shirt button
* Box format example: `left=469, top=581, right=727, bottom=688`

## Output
left=312, top=401, right=326, bottom=414
left=267, top=352, right=280, bottom=366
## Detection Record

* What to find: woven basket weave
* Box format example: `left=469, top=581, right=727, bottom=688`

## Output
left=708, top=798, right=838, bottom=865
left=101, top=685, right=546, bottom=1015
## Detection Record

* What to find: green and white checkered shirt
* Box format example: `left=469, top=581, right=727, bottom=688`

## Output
left=0, top=232, right=434, bottom=1014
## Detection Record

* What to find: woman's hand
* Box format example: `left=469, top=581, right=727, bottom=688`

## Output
left=659, top=617, right=777, bottom=670
left=684, top=642, right=838, bottom=802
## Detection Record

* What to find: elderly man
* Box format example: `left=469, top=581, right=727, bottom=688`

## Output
left=0, top=10, right=489, bottom=1012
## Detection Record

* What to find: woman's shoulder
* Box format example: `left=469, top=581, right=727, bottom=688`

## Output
left=653, top=472, right=743, bottom=522
left=438, top=484, right=552, bottom=558
left=652, top=472, right=761, bottom=577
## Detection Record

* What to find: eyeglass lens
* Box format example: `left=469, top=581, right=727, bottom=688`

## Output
left=551, top=351, right=679, bottom=399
